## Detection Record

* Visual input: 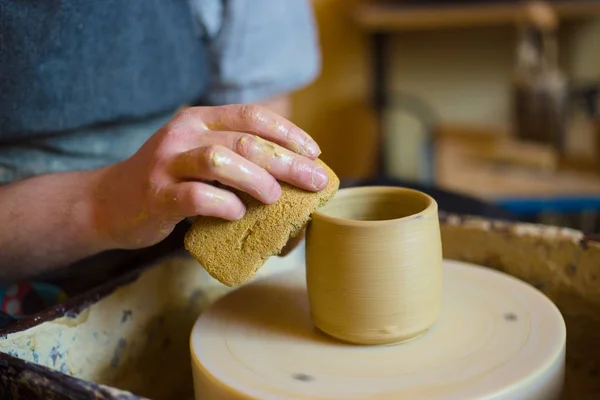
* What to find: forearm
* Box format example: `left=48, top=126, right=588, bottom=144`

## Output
left=0, top=169, right=109, bottom=283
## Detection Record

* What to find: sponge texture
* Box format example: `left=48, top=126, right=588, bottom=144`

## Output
left=184, top=159, right=339, bottom=287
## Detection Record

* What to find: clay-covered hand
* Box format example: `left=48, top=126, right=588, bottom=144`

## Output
left=92, top=105, right=328, bottom=250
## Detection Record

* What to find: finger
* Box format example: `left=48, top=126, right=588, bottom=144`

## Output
left=189, top=104, right=321, bottom=159
left=161, top=182, right=246, bottom=221
left=205, top=131, right=329, bottom=191
left=171, top=145, right=281, bottom=204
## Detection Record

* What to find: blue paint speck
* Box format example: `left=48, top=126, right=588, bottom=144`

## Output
left=49, top=346, right=62, bottom=366
left=111, top=338, right=127, bottom=368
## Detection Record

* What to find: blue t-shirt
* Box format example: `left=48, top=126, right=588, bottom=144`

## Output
left=0, top=0, right=321, bottom=184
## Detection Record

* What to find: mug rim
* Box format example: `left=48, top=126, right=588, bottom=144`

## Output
left=311, top=186, right=437, bottom=227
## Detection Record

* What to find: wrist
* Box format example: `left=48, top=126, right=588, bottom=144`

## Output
left=78, top=167, right=117, bottom=254
left=0, top=167, right=120, bottom=278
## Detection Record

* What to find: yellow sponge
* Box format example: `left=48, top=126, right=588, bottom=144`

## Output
left=184, top=159, right=340, bottom=286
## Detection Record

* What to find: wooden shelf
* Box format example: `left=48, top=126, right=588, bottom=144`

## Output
left=435, top=134, right=600, bottom=200
left=353, top=1, right=600, bottom=31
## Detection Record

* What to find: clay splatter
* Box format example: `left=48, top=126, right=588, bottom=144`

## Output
left=121, top=310, right=133, bottom=323
left=504, top=313, right=518, bottom=322
left=292, top=373, right=314, bottom=382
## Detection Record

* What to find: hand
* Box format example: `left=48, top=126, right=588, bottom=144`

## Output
left=92, top=104, right=328, bottom=250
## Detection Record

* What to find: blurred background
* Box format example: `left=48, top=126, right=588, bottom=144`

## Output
left=290, top=0, right=600, bottom=233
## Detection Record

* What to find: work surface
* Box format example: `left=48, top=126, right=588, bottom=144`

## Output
left=1, top=215, right=600, bottom=399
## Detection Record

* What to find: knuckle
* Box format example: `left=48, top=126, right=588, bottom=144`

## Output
left=194, top=187, right=241, bottom=219
left=233, top=133, right=256, bottom=157
left=181, top=185, right=199, bottom=206
left=162, top=122, right=188, bottom=142
left=172, top=107, right=193, bottom=125
left=167, top=107, right=206, bottom=137
left=289, top=157, right=305, bottom=183
left=239, top=104, right=264, bottom=124
left=144, top=175, right=161, bottom=196
left=177, top=106, right=202, bottom=120
left=198, top=145, right=223, bottom=172
left=189, top=187, right=215, bottom=216
left=192, top=189, right=209, bottom=213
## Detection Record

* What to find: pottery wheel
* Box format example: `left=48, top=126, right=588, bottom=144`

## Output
left=190, top=260, right=566, bottom=400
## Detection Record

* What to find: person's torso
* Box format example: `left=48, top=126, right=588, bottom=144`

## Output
left=0, top=0, right=210, bottom=142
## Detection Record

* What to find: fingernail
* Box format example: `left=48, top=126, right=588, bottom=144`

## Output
left=312, top=167, right=329, bottom=190
left=234, top=204, right=246, bottom=220
left=264, top=180, right=282, bottom=204
left=305, top=139, right=321, bottom=158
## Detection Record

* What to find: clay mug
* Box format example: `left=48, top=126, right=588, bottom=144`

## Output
left=305, top=186, right=443, bottom=345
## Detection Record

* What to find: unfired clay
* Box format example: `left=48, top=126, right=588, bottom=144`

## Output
left=305, top=186, right=443, bottom=345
